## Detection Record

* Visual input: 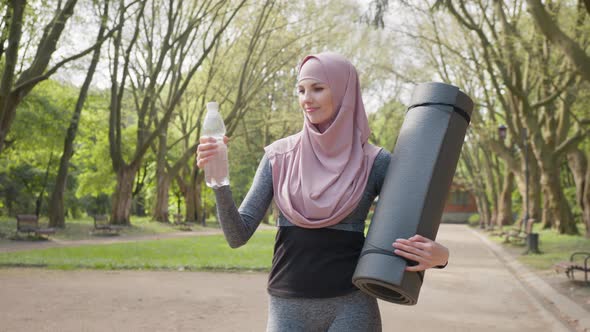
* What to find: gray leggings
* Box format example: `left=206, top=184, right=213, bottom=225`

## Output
left=266, top=290, right=382, bottom=332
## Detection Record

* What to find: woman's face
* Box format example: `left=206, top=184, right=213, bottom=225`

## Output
left=297, top=79, right=335, bottom=129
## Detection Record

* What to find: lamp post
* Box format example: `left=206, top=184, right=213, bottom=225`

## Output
left=521, top=128, right=529, bottom=235
left=498, top=125, right=507, bottom=231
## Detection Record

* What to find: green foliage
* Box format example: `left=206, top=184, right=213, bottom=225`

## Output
left=467, top=213, right=480, bottom=227
left=0, top=163, right=44, bottom=214
left=9, top=80, right=76, bottom=151
left=74, top=129, right=116, bottom=198
left=0, top=80, right=78, bottom=215
left=368, top=99, right=406, bottom=150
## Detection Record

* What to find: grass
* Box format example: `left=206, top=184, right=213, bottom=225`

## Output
left=484, top=223, right=590, bottom=270
left=0, top=230, right=275, bottom=271
left=518, top=228, right=590, bottom=270
left=2, top=212, right=587, bottom=274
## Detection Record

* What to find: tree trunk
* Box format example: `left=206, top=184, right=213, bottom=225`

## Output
left=48, top=160, right=67, bottom=228
left=540, top=162, right=578, bottom=234
left=0, top=95, right=19, bottom=153
left=527, top=159, right=542, bottom=222
left=196, top=172, right=204, bottom=224
left=497, top=171, right=514, bottom=227
left=481, top=152, right=499, bottom=227
left=110, top=166, right=138, bottom=225
left=541, top=188, right=553, bottom=229
left=153, top=174, right=171, bottom=223
left=185, top=183, right=196, bottom=223
left=0, top=1, right=25, bottom=153
left=183, top=171, right=203, bottom=224
left=475, top=193, right=491, bottom=229
left=514, top=161, right=541, bottom=226
left=584, top=164, right=590, bottom=237
left=567, top=149, right=590, bottom=237
left=153, top=128, right=170, bottom=223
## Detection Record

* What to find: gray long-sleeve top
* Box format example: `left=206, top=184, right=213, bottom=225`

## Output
left=213, top=149, right=391, bottom=248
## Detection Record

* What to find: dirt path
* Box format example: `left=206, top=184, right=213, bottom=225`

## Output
left=0, top=269, right=269, bottom=332
left=0, top=225, right=581, bottom=332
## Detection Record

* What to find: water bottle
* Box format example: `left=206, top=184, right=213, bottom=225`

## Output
left=202, top=101, right=229, bottom=188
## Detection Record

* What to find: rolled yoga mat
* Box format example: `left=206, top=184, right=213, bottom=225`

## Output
left=352, top=82, right=473, bottom=305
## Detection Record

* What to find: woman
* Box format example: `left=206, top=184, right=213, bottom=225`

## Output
left=196, top=52, right=449, bottom=331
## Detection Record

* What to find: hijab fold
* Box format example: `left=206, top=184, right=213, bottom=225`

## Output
left=264, top=52, right=381, bottom=229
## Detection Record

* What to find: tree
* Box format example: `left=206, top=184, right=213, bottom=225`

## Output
left=568, top=146, right=590, bottom=237
left=0, top=0, right=117, bottom=154
left=166, top=0, right=365, bottom=224
left=525, top=0, right=590, bottom=83
left=48, top=1, right=110, bottom=228
left=369, top=0, right=589, bottom=235
left=440, top=0, right=583, bottom=234
left=0, top=79, right=78, bottom=216
left=107, top=0, right=245, bottom=225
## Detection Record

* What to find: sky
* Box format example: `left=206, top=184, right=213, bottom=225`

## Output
left=48, top=0, right=426, bottom=113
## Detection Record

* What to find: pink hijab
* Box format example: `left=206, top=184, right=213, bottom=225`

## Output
left=264, top=52, right=381, bottom=229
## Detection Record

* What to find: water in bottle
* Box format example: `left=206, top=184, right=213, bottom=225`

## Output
left=202, top=101, right=229, bottom=188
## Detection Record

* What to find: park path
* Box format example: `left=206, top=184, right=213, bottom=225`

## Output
left=0, top=224, right=587, bottom=332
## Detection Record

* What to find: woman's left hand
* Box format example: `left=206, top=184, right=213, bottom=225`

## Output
left=392, top=234, right=449, bottom=272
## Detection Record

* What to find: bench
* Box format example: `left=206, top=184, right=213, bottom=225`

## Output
left=487, top=226, right=505, bottom=237
left=92, top=215, right=122, bottom=236
left=173, top=214, right=192, bottom=231
left=504, top=229, right=527, bottom=244
left=554, top=252, right=590, bottom=284
left=16, top=214, right=56, bottom=238
left=504, top=218, right=535, bottom=244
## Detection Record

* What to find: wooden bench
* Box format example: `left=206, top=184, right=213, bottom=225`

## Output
left=504, top=218, right=535, bottom=244
left=173, top=214, right=192, bottom=231
left=554, top=252, right=590, bottom=284
left=16, top=214, right=56, bottom=238
left=504, top=229, right=527, bottom=243
left=486, top=226, right=504, bottom=237
left=92, top=215, right=122, bottom=236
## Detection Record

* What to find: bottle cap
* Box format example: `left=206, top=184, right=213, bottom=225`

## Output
left=206, top=101, right=219, bottom=112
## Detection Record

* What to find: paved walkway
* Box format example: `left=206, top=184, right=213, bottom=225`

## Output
left=0, top=224, right=587, bottom=331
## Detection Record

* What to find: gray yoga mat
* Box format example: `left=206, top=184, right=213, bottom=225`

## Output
left=352, top=82, right=473, bottom=305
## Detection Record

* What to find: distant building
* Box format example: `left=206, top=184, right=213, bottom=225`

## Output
left=441, top=184, right=478, bottom=223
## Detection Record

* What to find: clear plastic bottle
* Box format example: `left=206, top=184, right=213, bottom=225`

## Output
left=202, top=101, right=229, bottom=188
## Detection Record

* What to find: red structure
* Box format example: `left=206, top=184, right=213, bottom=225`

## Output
left=441, top=183, right=478, bottom=223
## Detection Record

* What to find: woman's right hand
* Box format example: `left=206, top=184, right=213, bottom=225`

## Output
left=196, top=136, right=229, bottom=169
